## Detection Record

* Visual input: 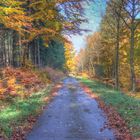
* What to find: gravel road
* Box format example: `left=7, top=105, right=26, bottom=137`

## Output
left=26, top=78, right=115, bottom=140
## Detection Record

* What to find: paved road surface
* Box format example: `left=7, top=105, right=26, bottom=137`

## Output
left=26, top=78, right=115, bottom=140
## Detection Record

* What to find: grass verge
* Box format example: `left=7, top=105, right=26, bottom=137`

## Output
left=79, top=77, right=140, bottom=138
left=0, top=86, right=52, bottom=139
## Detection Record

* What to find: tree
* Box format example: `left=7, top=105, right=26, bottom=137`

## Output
left=0, top=0, right=91, bottom=70
left=43, top=40, right=65, bottom=70
left=64, top=42, right=76, bottom=72
left=116, top=0, right=140, bottom=91
left=21, top=0, right=89, bottom=67
left=0, top=0, right=32, bottom=33
left=105, top=0, right=125, bottom=89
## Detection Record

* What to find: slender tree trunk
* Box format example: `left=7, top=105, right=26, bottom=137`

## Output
left=37, top=39, right=41, bottom=68
left=22, top=44, right=28, bottom=67
left=5, top=31, right=9, bottom=67
left=130, top=25, right=136, bottom=92
left=90, top=58, right=94, bottom=77
left=9, top=30, right=13, bottom=66
left=17, top=34, right=22, bottom=67
left=0, top=32, right=3, bottom=67
left=2, top=32, right=5, bottom=67
left=115, top=18, right=120, bottom=90
left=13, top=31, right=18, bottom=67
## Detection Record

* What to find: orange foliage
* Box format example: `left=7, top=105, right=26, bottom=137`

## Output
left=0, top=67, right=46, bottom=99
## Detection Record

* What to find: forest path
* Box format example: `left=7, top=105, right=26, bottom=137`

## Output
left=26, top=77, right=115, bottom=140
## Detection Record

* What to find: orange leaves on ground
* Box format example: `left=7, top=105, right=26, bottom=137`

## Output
left=0, top=67, right=65, bottom=99
left=0, top=88, right=6, bottom=95
left=81, top=84, right=133, bottom=140
left=80, top=84, right=98, bottom=99
left=0, top=67, right=46, bottom=99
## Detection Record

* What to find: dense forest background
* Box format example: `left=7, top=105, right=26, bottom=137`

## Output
left=0, top=0, right=85, bottom=71
left=76, top=0, right=140, bottom=92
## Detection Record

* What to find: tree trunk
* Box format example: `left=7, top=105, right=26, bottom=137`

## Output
left=13, top=31, right=19, bottom=67
left=5, top=31, right=9, bottom=67
left=37, top=39, right=41, bottom=68
left=115, top=18, right=120, bottom=90
left=19, top=34, right=22, bottom=67
left=130, top=26, right=136, bottom=92
left=0, top=31, right=3, bottom=67
left=90, top=58, right=94, bottom=76
left=22, top=44, right=28, bottom=67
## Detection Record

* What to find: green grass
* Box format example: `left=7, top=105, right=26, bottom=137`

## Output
left=79, top=77, right=140, bottom=138
left=0, top=86, right=51, bottom=138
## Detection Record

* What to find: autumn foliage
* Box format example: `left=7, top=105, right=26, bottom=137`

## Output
left=0, top=67, right=45, bottom=99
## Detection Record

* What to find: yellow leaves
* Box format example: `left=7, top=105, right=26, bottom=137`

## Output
left=28, top=0, right=62, bottom=41
left=64, top=41, right=76, bottom=72
left=48, top=10, right=55, bottom=19
left=0, top=0, right=32, bottom=35
left=122, top=51, right=127, bottom=56
left=0, top=88, right=6, bottom=94
left=30, top=0, right=57, bottom=20
left=7, top=77, right=16, bottom=86
left=28, top=27, right=58, bottom=41
left=6, top=77, right=24, bottom=95
left=1, top=0, right=24, bottom=7
left=2, top=7, right=24, bottom=15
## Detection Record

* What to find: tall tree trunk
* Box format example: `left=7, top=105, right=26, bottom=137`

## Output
left=9, top=30, right=13, bottom=66
left=13, top=31, right=19, bottom=67
left=90, top=58, right=94, bottom=76
left=18, top=34, right=22, bottom=67
left=3, top=31, right=6, bottom=67
left=37, top=39, right=41, bottom=68
left=0, top=31, right=3, bottom=67
left=115, top=18, right=120, bottom=90
left=130, top=26, right=136, bottom=92
left=5, top=31, right=9, bottom=67
left=34, top=40, right=37, bottom=66
left=22, top=44, right=28, bottom=67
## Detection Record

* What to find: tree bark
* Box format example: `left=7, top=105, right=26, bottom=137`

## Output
left=130, top=26, right=136, bottom=92
left=22, top=44, right=28, bottom=67
left=115, top=17, right=120, bottom=90
left=37, top=39, right=41, bottom=68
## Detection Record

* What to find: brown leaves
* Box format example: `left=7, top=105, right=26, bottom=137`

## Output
left=11, top=116, right=37, bottom=140
left=99, top=103, right=133, bottom=140
left=0, top=67, right=46, bottom=99
left=81, top=84, right=134, bottom=140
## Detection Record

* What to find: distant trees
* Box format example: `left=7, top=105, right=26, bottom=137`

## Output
left=64, top=42, right=76, bottom=72
left=43, top=40, right=65, bottom=70
left=84, top=32, right=102, bottom=77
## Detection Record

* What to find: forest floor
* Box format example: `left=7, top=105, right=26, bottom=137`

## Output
left=26, top=77, right=131, bottom=140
